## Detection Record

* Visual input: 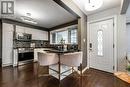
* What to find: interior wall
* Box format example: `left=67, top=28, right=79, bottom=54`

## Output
left=126, top=3, right=130, bottom=52
left=88, top=7, right=120, bottom=22
left=61, top=0, right=87, bottom=67
left=117, top=14, right=127, bottom=71
left=87, top=7, right=127, bottom=71
left=126, top=24, right=130, bottom=52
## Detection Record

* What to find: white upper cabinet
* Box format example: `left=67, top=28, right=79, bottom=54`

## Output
left=16, top=25, right=48, bottom=40
left=16, top=25, right=25, bottom=33
left=24, top=27, right=33, bottom=34
left=32, top=29, right=48, bottom=40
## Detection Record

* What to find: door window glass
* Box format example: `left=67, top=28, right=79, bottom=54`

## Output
left=97, top=30, right=103, bottom=56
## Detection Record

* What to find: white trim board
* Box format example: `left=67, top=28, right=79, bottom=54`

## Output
left=87, top=15, right=118, bottom=73
left=2, top=63, right=13, bottom=67
left=74, top=66, right=89, bottom=74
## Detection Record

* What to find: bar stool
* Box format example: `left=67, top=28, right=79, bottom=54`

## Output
left=60, top=51, right=83, bottom=74
left=60, top=51, right=83, bottom=86
left=37, top=52, right=59, bottom=77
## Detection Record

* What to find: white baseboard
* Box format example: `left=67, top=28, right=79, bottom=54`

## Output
left=82, top=66, right=89, bottom=73
left=13, top=64, right=18, bottom=67
left=74, top=66, right=89, bottom=74
left=2, top=63, right=12, bottom=67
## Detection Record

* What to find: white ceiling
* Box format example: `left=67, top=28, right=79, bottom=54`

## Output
left=72, top=0, right=122, bottom=15
left=5, top=0, right=77, bottom=28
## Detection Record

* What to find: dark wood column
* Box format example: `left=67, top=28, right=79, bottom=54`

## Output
left=77, top=17, right=87, bottom=68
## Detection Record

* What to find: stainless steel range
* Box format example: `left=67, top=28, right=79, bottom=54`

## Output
left=18, top=48, right=34, bottom=65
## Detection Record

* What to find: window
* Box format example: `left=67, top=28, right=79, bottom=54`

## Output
left=56, top=30, right=68, bottom=44
left=97, top=30, right=103, bottom=56
left=70, top=29, right=77, bottom=44
left=50, top=25, right=78, bottom=44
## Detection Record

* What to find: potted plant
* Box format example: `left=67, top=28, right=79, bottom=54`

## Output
left=126, top=65, right=130, bottom=75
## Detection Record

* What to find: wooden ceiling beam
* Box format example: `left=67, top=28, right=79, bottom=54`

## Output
left=53, top=0, right=80, bottom=18
left=120, top=0, right=130, bottom=14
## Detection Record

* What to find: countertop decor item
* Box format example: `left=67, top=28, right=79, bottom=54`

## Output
left=126, top=53, right=130, bottom=75
left=60, top=38, right=65, bottom=44
left=126, top=65, right=130, bottom=75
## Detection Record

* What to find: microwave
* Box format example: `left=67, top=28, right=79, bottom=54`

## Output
left=16, top=33, right=32, bottom=41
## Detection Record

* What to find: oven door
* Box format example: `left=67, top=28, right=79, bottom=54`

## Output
left=18, top=52, right=34, bottom=61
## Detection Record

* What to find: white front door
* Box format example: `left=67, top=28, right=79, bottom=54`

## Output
left=89, top=19, right=114, bottom=73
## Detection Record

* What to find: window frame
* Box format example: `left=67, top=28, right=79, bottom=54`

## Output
left=50, top=25, right=78, bottom=44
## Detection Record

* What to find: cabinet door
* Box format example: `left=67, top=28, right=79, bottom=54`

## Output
left=16, top=25, right=25, bottom=33
left=16, top=26, right=48, bottom=40
left=2, top=23, right=13, bottom=66
left=43, top=31, right=48, bottom=40
left=32, top=30, right=48, bottom=40
left=31, top=29, right=42, bottom=40
left=37, top=30, right=44, bottom=40
left=31, top=29, right=38, bottom=40
left=25, top=27, right=33, bottom=34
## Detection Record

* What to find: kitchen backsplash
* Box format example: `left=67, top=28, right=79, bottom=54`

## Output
left=13, top=40, right=50, bottom=48
left=13, top=40, right=78, bottom=50
left=50, top=44, right=78, bottom=50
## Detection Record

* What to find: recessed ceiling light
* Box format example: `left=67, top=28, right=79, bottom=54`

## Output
left=85, top=0, right=103, bottom=11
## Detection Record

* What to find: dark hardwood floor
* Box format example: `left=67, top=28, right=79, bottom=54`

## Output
left=0, top=63, right=130, bottom=87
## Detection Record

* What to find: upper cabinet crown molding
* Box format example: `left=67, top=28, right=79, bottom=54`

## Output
left=2, top=18, right=49, bottom=31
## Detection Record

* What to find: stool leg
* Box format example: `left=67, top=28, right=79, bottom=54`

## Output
left=37, top=63, right=39, bottom=87
left=37, top=63, right=39, bottom=77
left=72, top=67, right=74, bottom=73
left=58, top=54, right=61, bottom=87
left=80, top=63, right=83, bottom=87
left=58, top=61, right=61, bottom=87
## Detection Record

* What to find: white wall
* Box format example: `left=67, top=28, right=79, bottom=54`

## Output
left=87, top=7, right=127, bottom=71
left=126, top=4, right=130, bottom=52
left=126, top=24, right=130, bottom=52
left=88, top=7, right=120, bottom=22
left=117, top=15, right=127, bottom=71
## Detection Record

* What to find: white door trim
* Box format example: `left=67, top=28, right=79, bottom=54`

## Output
left=87, top=15, right=117, bottom=72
